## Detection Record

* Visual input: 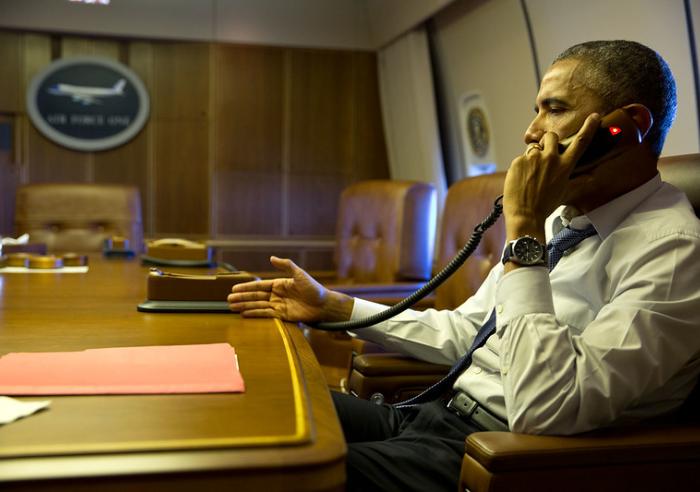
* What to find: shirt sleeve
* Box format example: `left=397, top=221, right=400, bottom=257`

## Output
left=348, top=265, right=502, bottom=365
left=496, top=231, right=700, bottom=435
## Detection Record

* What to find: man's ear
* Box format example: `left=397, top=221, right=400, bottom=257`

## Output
left=623, top=104, right=654, bottom=140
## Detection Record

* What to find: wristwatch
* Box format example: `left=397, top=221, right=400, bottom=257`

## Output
left=502, top=236, right=546, bottom=266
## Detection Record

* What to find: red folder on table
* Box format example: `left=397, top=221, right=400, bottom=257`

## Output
left=0, top=343, right=245, bottom=395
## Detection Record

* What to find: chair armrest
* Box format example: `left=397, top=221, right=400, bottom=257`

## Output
left=352, top=353, right=451, bottom=376
left=461, top=424, right=700, bottom=492
left=466, top=425, right=700, bottom=471
left=351, top=338, right=386, bottom=356
left=348, top=353, right=450, bottom=402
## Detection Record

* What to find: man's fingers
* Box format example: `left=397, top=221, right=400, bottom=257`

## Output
left=525, top=142, right=543, bottom=156
left=563, top=113, right=601, bottom=164
left=541, top=131, right=559, bottom=155
left=270, top=256, right=300, bottom=276
left=231, top=279, right=273, bottom=294
left=228, top=300, right=274, bottom=312
left=227, top=290, right=270, bottom=303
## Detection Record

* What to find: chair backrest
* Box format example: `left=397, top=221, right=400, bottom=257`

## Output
left=14, top=183, right=143, bottom=253
left=658, top=153, right=700, bottom=216
left=658, top=154, right=700, bottom=417
left=433, top=172, right=506, bottom=310
left=334, top=180, right=437, bottom=283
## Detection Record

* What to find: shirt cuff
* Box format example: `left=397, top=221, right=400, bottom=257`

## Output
left=351, top=297, right=388, bottom=320
left=495, top=266, right=554, bottom=331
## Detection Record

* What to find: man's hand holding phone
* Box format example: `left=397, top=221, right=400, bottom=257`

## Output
left=503, top=112, right=602, bottom=242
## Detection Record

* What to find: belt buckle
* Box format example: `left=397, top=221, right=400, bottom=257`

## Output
left=446, top=391, right=478, bottom=418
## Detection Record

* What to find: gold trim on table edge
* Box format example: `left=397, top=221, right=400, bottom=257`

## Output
left=0, top=319, right=311, bottom=458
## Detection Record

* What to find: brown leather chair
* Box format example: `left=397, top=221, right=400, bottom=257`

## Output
left=305, top=180, right=437, bottom=391
left=348, top=172, right=506, bottom=401
left=14, top=183, right=144, bottom=253
left=331, top=179, right=437, bottom=286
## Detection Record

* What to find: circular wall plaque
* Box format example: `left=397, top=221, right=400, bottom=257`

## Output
left=26, top=56, right=150, bottom=152
left=466, top=107, right=490, bottom=158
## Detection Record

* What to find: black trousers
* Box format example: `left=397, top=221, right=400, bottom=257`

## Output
left=331, top=391, right=479, bottom=492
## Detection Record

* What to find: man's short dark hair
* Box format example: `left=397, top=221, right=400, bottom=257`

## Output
left=554, top=40, right=677, bottom=157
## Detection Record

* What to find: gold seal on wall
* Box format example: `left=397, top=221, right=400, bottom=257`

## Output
left=467, top=107, right=490, bottom=158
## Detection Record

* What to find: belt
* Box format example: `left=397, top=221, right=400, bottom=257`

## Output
left=445, top=391, right=509, bottom=432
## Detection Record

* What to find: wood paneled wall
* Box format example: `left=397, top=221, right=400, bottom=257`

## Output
left=214, top=44, right=285, bottom=236
left=0, top=30, right=389, bottom=268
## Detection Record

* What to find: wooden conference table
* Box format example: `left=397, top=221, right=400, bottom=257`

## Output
left=0, top=256, right=346, bottom=491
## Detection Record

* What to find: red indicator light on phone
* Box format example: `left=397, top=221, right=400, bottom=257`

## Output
left=608, top=126, right=622, bottom=135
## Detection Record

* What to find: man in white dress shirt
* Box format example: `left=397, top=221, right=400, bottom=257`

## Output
left=228, top=40, right=700, bottom=491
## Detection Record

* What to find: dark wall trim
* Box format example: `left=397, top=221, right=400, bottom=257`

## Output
left=684, top=0, right=700, bottom=146
left=520, top=0, right=541, bottom=88
left=425, top=18, right=457, bottom=185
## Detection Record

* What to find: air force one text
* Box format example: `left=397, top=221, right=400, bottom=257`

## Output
left=47, top=79, right=126, bottom=105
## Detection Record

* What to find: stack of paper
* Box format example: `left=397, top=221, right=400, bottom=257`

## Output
left=0, top=343, right=245, bottom=395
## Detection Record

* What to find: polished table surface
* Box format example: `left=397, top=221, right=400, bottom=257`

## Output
left=0, top=257, right=346, bottom=491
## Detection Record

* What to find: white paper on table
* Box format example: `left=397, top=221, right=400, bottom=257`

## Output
left=0, top=234, right=30, bottom=246
left=0, top=266, right=89, bottom=274
left=0, top=234, right=30, bottom=256
left=0, top=396, right=51, bottom=425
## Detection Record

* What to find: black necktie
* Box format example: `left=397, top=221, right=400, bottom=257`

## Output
left=395, top=223, right=597, bottom=407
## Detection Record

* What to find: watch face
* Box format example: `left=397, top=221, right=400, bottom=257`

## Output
left=513, top=237, right=544, bottom=265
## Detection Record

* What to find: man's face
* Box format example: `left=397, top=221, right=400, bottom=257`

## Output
left=524, top=59, right=612, bottom=208
left=524, top=59, right=606, bottom=145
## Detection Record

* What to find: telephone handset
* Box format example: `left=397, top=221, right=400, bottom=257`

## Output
left=558, top=108, right=642, bottom=177
left=142, top=237, right=214, bottom=266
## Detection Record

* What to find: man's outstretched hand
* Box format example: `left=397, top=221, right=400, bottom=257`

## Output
left=227, top=256, right=353, bottom=323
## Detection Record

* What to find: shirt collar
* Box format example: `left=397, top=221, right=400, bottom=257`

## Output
left=547, top=174, right=663, bottom=241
